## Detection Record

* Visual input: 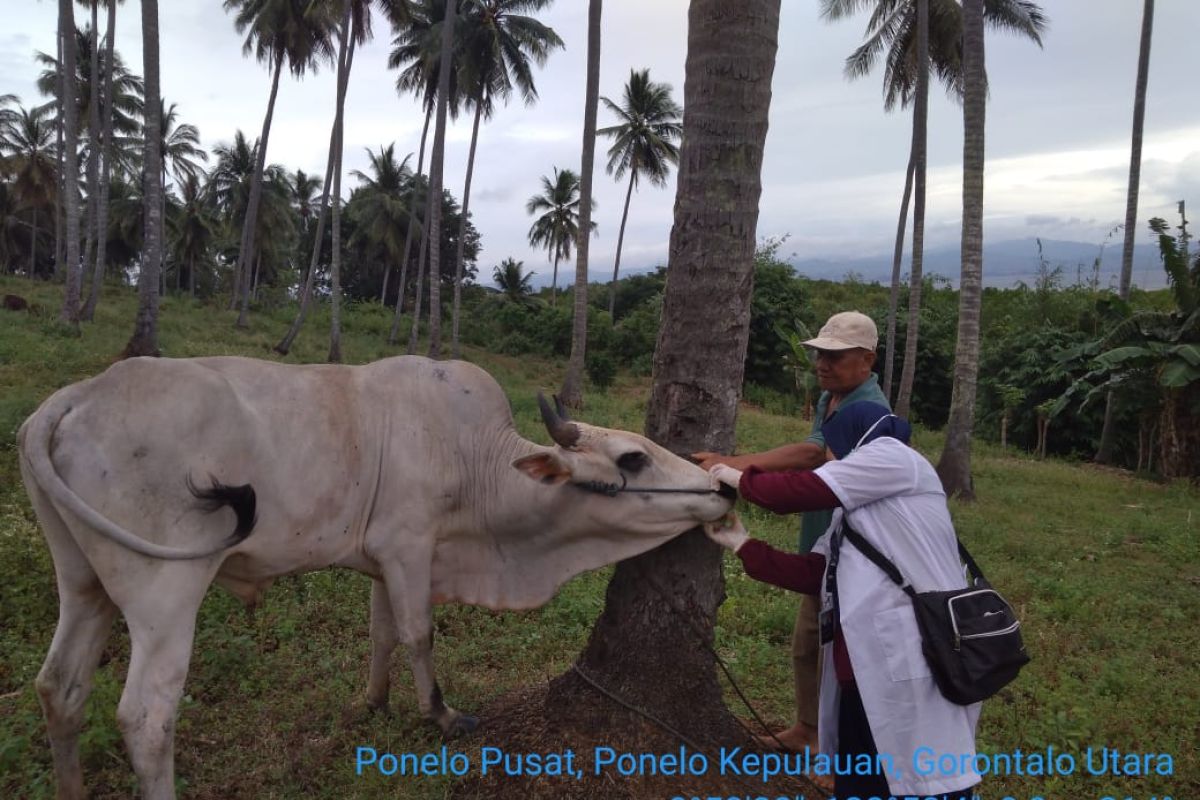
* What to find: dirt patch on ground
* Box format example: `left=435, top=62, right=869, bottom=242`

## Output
left=449, top=682, right=826, bottom=800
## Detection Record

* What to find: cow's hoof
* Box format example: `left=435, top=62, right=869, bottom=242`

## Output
left=443, top=714, right=479, bottom=739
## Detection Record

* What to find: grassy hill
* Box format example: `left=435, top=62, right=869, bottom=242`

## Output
left=2, top=275, right=1197, bottom=798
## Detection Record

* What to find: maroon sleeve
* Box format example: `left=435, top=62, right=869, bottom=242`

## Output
left=738, top=466, right=842, bottom=514
left=735, top=539, right=827, bottom=595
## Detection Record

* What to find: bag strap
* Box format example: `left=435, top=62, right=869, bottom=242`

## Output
left=842, top=523, right=988, bottom=593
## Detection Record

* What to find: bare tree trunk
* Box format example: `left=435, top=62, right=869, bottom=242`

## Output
left=82, top=1, right=101, bottom=287
left=58, top=0, right=83, bottom=327
left=558, top=0, right=602, bottom=408
left=123, top=0, right=163, bottom=357
left=545, top=0, right=781, bottom=743
left=1001, top=412, right=1008, bottom=450
left=607, top=165, right=635, bottom=322
left=1098, top=0, right=1154, bottom=465
left=936, top=0, right=986, bottom=499
left=406, top=187, right=433, bottom=354
left=883, top=155, right=914, bottom=402
left=550, top=252, right=559, bottom=305
left=894, top=0, right=929, bottom=419
left=54, top=30, right=64, bottom=282
left=31, top=209, right=38, bottom=277
left=235, top=52, right=284, bottom=328
left=425, top=0, right=457, bottom=360
left=329, top=13, right=356, bottom=364
left=387, top=107, right=432, bottom=345
left=275, top=21, right=352, bottom=357
left=451, top=93, right=484, bottom=359
left=82, top=0, right=117, bottom=321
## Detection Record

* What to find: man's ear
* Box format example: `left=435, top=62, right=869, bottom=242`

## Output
left=512, top=452, right=572, bottom=485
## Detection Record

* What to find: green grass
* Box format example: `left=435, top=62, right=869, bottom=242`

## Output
left=1, top=275, right=1198, bottom=799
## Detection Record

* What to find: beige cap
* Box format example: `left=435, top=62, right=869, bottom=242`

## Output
left=803, top=311, right=878, bottom=351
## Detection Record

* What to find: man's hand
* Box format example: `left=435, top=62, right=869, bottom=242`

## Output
left=708, top=463, right=743, bottom=491
left=704, top=513, right=750, bottom=552
left=693, top=451, right=747, bottom=471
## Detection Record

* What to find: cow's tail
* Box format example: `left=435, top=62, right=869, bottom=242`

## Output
left=19, top=391, right=257, bottom=561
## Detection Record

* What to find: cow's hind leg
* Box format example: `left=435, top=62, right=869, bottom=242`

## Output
left=366, top=578, right=397, bottom=710
left=27, top=482, right=118, bottom=800
left=115, top=577, right=207, bottom=800
left=380, top=571, right=478, bottom=738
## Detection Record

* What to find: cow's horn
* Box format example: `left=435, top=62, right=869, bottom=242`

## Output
left=553, top=394, right=571, bottom=421
left=538, top=392, right=580, bottom=448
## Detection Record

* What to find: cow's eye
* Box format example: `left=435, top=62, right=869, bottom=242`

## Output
left=616, top=451, right=650, bottom=474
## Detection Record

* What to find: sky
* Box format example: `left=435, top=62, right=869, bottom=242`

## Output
left=3, top=0, right=1198, bottom=289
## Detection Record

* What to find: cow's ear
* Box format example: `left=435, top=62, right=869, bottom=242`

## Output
left=512, top=452, right=572, bottom=485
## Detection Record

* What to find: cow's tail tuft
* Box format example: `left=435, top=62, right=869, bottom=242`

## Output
left=186, top=475, right=258, bottom=546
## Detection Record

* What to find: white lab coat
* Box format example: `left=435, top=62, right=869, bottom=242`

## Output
left=810, top=437, right=982, bottom=796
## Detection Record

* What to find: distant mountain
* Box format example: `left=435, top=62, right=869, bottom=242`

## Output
left=789, top=237, right=1167, bottom=290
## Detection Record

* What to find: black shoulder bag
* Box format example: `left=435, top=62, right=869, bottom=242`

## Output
left=841, top=524, right=1030, bottom=705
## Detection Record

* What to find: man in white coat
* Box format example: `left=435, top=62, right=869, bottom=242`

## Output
left=705, top=402, right=981, bottom=799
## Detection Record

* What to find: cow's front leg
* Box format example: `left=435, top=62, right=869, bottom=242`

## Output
left=381, top=570, right=478, bottom=738
left=366, top=578, right=398, bottom=710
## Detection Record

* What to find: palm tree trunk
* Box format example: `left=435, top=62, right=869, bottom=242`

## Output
left=607, top=166, right=636, bottom=322
left=558, top=0, right=603, bottom=408
left=406, top=186, right=434, bottom=354
left=387, top=106, right=432, bottom=345
left=31, top=209, right=38, bottom=277
left=451, top=93, right=484, bottom=359
left=1098, top=0, right=1154, bottom=465
left=274, top=18, right=352, bottom=357
left=235, top=51, right=284, bottom=328
left=545, top=0, right=781, bottom=743
left=883, top=155, right=914, bottom=402
left=82, top=1, right=101, bottom=285
left=329, top=13, right=356, bottom=364
left=57, top=0, right=83, bottom=327
left=550, top=252, right=559, bottom=305
left=54, top=31, right=64, bottom=282
left=425, top=0, right=458, bottom=360
left=936, top=0, right=986, bottom=499
left=894, top=0, right=929, bottom=419
left=189, top=253, right=196, bottom=298
left=82, top=0, right=117, bottom=321
left=123, top=0, right=162, bottom=358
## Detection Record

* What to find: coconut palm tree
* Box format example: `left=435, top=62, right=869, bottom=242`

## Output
left=223, top=0, right=337, bottom=328
left=57, top=0, right=84, bottom=326
left=544, top=0, right=783, bottom=748
left=557, top=0, right=601, bottom=408
left=82, top=0, right=129, bottom=320
left=1097, top=0, right=1154, bottom=464
left=168, top=173, right=216, bottom=297
left=492, top=256, right=533, bottom=303
left=388, top=0, right=469, bottom=354
left=597, top=68, right=681, bottom=321
left=350, top=143, right=413, bottom=302
left=418, top=0, right=459, bottom=359
left=123, top=0, right=162, bottom=356
left=290, top=168, right=321, bottom=233
left=0, top=104, right=57, bottom=277
left=821, top=0, right=1046, bottom=408
left=526, top=167, right=587, bottom=307
left=935, top=0, right=985, bottom=498
left=448, top=0, right=563, bottom=357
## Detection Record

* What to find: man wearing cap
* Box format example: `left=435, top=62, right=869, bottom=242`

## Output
left=694, top=310, right=889, bottom=753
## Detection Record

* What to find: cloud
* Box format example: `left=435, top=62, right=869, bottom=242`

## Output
left=1025, top=214, right=1062, bottom=226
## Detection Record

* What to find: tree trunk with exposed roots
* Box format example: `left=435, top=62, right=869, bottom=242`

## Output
left=544, top=0, right=781, bottom=745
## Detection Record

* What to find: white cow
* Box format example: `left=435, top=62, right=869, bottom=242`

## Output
left=18, top=355, right=735, bottom=800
